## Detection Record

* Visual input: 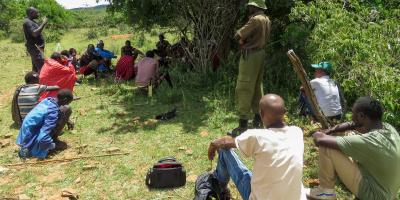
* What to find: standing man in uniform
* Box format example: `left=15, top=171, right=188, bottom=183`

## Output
left=23, top=7, right=48, bottom=72
left=229, top=0, right=271, bottom=137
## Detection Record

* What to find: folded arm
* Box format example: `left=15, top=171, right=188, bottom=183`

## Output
left=323, top=121, right=360, bottom=135
left=313, top=131, right=340, bottom=150
left=208, top=136, right=237, bottom=160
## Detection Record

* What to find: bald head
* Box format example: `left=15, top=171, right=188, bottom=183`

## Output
left=259, top=94, right=286, bottom=126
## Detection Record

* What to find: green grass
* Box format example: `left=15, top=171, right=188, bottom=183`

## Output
left=0, top=28, right=360, bottom=199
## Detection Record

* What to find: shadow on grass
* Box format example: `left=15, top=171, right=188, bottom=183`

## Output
left=85, top=69, right=236, bottom=136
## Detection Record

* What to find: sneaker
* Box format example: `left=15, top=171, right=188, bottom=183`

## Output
left=305, top=187, right=336, bottom=200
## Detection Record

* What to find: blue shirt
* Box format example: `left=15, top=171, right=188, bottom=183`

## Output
left=16, top=98, right=60, bottom=159
left=95, top=47, right=115, bottom=72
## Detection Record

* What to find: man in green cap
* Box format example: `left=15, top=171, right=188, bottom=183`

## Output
left=299, top=61, right=343, bottom=121
left=229, top=0, right=271, bottom=137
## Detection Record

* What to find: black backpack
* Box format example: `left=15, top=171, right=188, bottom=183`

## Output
left=193, top=172, right=230, bottom=200
left=145, top=157, right=186, bottom=189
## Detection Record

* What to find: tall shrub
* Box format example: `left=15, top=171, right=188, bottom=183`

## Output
left=290, top=0, right=400, bottom=127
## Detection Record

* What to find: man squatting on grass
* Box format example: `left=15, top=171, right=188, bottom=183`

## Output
left=208, top=94, right=307, bottom=200
left=306, top=96, right=400, bottom=200
left=16, top=89, right=74, bottom=159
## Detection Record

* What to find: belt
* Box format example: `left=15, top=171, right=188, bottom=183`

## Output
left=241, top=48, right=263, bottom=59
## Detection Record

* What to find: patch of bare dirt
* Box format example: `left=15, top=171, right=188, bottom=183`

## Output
left=0, top=88, right=14, bottom=107
left=38, top=170, right=66, bottom=184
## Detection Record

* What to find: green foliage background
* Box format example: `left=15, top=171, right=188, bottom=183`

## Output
left=0, top=0, right=74, bottom=42
left=286, top=0, right=400, bottom=127
left=0, top=0, right=398, bottom=127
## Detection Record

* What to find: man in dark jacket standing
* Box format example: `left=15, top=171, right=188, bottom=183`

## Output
left=23, top=7, right=48, bottom=72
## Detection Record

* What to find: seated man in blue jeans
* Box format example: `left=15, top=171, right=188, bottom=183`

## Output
left=208, top=94, right=306, bottom=200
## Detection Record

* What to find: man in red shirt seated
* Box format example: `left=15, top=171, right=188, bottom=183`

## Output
left=39, top=52, right=77, bottom=101
left=115, top=48, right=136, bottom=81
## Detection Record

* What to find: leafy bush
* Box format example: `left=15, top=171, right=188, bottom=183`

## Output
left=9, top=19, right=25, bottom=43
left=289, top=0, right=400, bottom=127
left=86, top=29, right=98, bottom=40
left=1, top=0, right=73, bottom=43
left=0, top=30, right=7, bottom=40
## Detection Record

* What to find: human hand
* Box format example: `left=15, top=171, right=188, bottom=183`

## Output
left=67, top=121, right=75, bottom=130
left=208, top=141, right=219, bottom=161
left=239, top=39, right=245, bottom=46
left=312, top=131, right=325, bottom=145
left=43, top=17, right=48, bottom=25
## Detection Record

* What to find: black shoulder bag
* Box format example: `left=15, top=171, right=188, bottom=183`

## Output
left=145, top=157, right=186, bottom=189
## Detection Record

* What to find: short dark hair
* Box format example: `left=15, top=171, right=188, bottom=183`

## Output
left=353, top=96, right=384, bottom=120
left=57, top=89, right=73, bottom=102
left=69, top=48, right=77, bottom=54
left=122, top=48, right=132, bottom=56
left=146, top=50, right=155, bottom=58
left=51, top=52, right=62, bottom=60
left=24, top=71, right=39, bottom=84
left=61, top=50, right=70, bottom=57
left=26, top=7, right=37, bottom=16
left=125, top=40, right=131, bottom=45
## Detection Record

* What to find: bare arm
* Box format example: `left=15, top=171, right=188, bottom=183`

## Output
left=323, top=121, right=360, bottom=135
left=45, top=86, right=60, bottom=91
left=313, top=131, right=340, bottom=150
left=32, top=17, right=48, bottom=37
left=208, top=136, right=236, bottom=160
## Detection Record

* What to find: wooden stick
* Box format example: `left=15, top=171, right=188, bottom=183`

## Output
left=287, top=50, right=330, bottom=129
left=3, top=152, right=130, bottom=167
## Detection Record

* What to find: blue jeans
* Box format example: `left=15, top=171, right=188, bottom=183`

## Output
left=214, top=149, right=252, bottom=200
left=299, top=92, right=342, bottom=121
left=299, top=92, right=316, bottom=118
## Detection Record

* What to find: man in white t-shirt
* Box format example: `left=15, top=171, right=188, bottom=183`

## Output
left=299, top=61, right=343, bottom=121
left=208, top=94, right=306, bottom=200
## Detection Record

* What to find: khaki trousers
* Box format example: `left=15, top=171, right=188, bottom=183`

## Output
left=235, top=50, right=265, bottom=120
left=318, top=147, right=362, bottom=196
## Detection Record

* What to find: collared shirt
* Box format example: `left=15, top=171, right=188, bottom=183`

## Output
left=16, top=98, right=60, bottom=158
left=135, top=57, right=159, bottom=87
left=23, top=18, right=45, bottom=50
left=235, top=126, right=307, bottom=200
left=235, top=11, right=271, bottom=50
left=337, top=123, right=400, bottom=200
left=310, top=75, right=342, bottom=117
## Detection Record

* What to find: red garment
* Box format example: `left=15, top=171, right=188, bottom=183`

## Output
left=115, top=55, right=136, bottom=81
left=39, top=59, right=77, bottom=101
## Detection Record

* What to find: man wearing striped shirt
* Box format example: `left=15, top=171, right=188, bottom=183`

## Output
left=12, top=71, right=59, bottom=125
